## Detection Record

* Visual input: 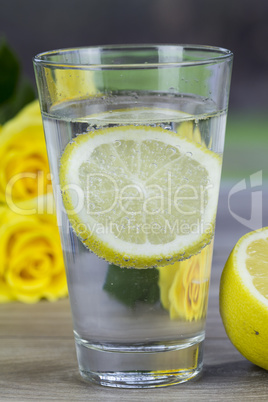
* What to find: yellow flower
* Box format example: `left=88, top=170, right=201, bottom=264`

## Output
left=45, top=68, right=98, bottom=105
left=158, top=243, right=213, bottom=321
left=0, top=100, right=51, bottom=203
left=0, top=195, right=67, bottom=303
left=176, top=120, right=211, bottom=148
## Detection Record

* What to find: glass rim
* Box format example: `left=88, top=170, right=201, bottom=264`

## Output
left=33, top=44, right=233, bottom=69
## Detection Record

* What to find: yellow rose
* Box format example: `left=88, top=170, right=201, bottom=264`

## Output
left=0, top=100, right=51, bottom=203
left=158, top=243, right=213, bottom=321
left=0, top=195, right=67, bottom=303
left=176, top=120, right=210, bottom=148
left=44, top=68, right=98, bottom=105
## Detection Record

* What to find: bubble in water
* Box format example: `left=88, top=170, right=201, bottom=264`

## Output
left=169, top=87, right=177, bottom=95
left=162, top=125, right=172, bottom=131
left=167, top=147, right=177, bottom=157
left=165, top=256, right=173, bottom=262
left=117, top=167, right=125, bottom=174
left=109, top=154, right=116, bottom=162
left=114, top=140, right=121, bottom=148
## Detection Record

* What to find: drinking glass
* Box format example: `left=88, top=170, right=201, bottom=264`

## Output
left=33, top=45, right=233, bottom=388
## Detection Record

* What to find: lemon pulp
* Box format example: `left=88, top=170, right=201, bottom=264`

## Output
left=59, top=124, right=221, bottom=268
left=245, top=237, right=268, bottom=300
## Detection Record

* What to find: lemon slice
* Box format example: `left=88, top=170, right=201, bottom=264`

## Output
left=220, top=227, right=268, bottom=370
left=59, top=125, right=221, bottom=268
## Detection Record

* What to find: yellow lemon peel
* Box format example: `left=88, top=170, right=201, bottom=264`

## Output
left=220, top=227, right=268, bottom=370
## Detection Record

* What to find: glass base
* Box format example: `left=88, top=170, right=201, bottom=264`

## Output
left=75, top=336, right=204, bottom=388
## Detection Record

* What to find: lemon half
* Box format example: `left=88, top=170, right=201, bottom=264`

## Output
left=220, top=227, right=268, bottom=370
left=59, top=125, right=221, bottom=268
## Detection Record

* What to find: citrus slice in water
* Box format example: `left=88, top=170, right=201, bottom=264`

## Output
left=59, top=125, right=221, bottom=268
left=220, top=227, right=268, bottom=370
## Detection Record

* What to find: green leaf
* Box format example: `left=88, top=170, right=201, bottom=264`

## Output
left=0, top=37, right=36, bottom=125
left=103, top=264, right=159, bottom=307
left=0, top=76, right=36, bottom=125
left=0, top=37, right=20, bottom=104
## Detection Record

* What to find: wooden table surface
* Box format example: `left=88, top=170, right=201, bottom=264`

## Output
left=1, top=183, right=268, bottom=401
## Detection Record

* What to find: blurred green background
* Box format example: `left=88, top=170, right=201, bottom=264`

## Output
left=223, top=114, right=267, bottom=180
left=0, top=0, right=267, bottom=181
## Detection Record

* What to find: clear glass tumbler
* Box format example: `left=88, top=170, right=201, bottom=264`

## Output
left=33, top=45, right=233, bottom=388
